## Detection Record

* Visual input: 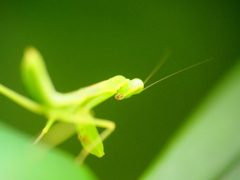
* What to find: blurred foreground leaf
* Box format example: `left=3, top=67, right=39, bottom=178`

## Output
left=0, top=122, right=97, bottom=180
left=141, top=60, right=240, bottom=180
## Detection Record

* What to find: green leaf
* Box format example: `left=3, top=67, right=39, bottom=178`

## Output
left=141, top=60, right=240, bottom=180
left=0, top=122, right=97, bottom=180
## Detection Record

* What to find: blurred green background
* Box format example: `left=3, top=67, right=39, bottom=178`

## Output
left=0, top=0, right=239, bottom=179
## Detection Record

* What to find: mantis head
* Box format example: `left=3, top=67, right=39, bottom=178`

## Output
left=115, top=78, right=144, bottom=100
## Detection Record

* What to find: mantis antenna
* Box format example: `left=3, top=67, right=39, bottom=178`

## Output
left=143, top=58, right=212, bottom=91
left=143, top=48, right=171, bottom=84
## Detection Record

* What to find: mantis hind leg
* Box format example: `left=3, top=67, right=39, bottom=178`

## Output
left=75, top=118, right=116, bottom=165
left=0, top=84, right=43, bottom=114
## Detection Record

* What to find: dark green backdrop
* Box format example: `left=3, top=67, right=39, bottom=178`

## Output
left=0, top=0, right=239, bottom=179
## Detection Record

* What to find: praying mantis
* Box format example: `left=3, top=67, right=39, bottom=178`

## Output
left=0, top=47, right=209, bottom=164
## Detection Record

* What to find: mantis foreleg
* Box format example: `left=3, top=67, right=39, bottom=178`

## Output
left=75, top=117, right=116, bottom=164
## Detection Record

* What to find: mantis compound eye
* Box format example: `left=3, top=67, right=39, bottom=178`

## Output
left=115, top=93, right=124, bottom=100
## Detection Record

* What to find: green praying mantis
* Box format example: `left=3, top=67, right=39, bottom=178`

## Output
left=0, top=47, right=209, bottom=164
